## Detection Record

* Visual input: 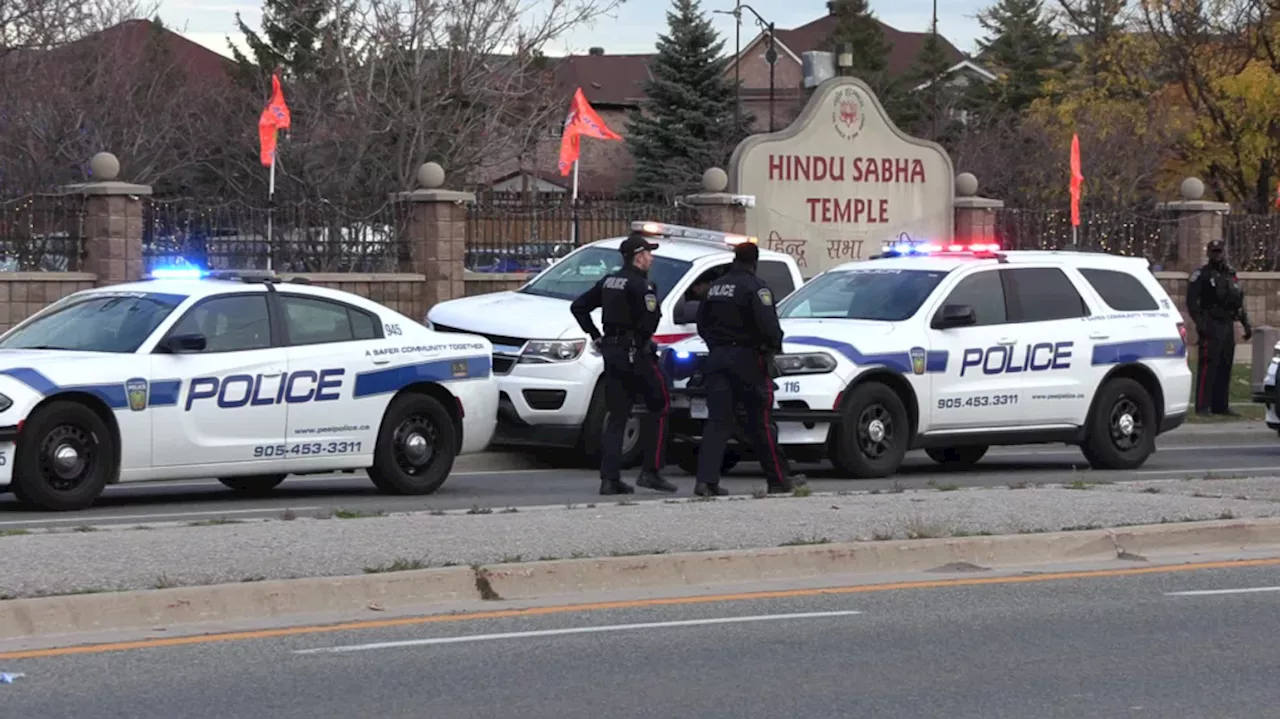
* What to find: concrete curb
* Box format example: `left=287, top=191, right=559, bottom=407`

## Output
left=5, top=518, right=1280, bottom=641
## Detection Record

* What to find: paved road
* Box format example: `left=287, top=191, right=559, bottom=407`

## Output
left=4, top=558, right=1280, bottom=717
left=1, top=425, right=1278, bottom=529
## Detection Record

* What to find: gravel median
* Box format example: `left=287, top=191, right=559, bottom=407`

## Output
left=2, top=478, right=1279, bottom=598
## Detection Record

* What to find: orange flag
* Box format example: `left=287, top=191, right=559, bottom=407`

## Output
left=258, top=73, right=291, bottom=167
left=558, top=87, right=621, bottom=176
left=1069, top=134, right=1084, bottom=227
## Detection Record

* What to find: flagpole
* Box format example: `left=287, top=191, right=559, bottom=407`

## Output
left=267, top=153, right=275, bottom=272
left=571, top=159, right=580, bottom=247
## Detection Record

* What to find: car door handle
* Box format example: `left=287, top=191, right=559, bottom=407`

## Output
left=996, top=338, right=1016, bottom=346
left=1089, top=332, right=1110, bottom=340
left=372, top=358, right=391, bottom=365
left=260, top=371, right=283, bottom=377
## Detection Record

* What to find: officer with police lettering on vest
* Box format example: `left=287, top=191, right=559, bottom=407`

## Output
left=694, top=242, right=801, bottom=496
left=570, top=232, right=678, bottom=496
left=1187, top=238, right=1252, bottom=415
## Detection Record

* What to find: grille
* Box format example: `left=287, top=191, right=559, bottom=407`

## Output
left=493, top=356, right=517, bottom=374
left=431, top=322, right=527, bottom=349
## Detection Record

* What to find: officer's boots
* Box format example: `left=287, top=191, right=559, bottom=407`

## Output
left=694, top=482, right=729, bottom=497
left=636, top=471, right=677, bottom=493
left=599, top=479, right=635, bottom=495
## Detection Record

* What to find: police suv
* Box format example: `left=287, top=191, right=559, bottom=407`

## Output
left=1252, top=342, right=1280, bottom=434
left=425, top=222, right=805, bottom=466
left=662, top=239, right=1192, bottom=477
left=0, top=268, right=497, bottom=511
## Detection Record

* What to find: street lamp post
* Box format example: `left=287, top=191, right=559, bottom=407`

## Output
left=717, top=3, right=777, bottom=132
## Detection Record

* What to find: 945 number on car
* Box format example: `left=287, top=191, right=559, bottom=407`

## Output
left=938, top=394, right=1019, bottom=409
left=254, top=441, right=364, bottom=458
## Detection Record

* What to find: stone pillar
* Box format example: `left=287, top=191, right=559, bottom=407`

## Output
left=61, top=152, right=152, bottom=286
left=394, top=162, right=474, bottom=316
left=952, top=172, right=1003, bottom=245
left=1155, top=177, right=1228, bottom=274
left=680, top=168, right=749, bottom=234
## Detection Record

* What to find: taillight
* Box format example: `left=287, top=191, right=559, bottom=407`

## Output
left=652, top=332, right=696, bottom=346
left=832, top=391, right=843, bottom=410
left=1176, top=322, right=1187, bottom=345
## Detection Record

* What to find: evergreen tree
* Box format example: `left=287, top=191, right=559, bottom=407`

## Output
left=229, top=0, right=349, bottom=93
left=626, top=0, right=749, bottom=200
left=901, top=15, right=956, bottom=139
left=973, top=0, right=1065, bottom=113
left=821, top=0, right=907, bottom=124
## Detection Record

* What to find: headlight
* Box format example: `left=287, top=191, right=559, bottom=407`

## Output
left=519, top=339, right=586, bottom=363
left=1273, top=341, right=1280, bottom=360
left=0, top=394, right=10, bottom=412
left=775, top=352, right=837, bottom=375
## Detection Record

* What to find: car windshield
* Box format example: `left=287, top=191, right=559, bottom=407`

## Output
left=519, top=245, right=691, bottom=302
left=778, top=268, right=949, bottom=322
left=0, top=292, right=184, bottom=353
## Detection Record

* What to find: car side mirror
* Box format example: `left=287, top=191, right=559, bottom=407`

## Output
left=674, top=300, right=698, bottom=325
left=934, top=304, right=977, bottom=329
left=160, top=332, right=207, bottom=353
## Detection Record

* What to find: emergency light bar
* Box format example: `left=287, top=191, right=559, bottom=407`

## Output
left=878, top=239, right=1002, bottom=256
left=632, top=221, right=758, bottom=248
left=145, top=261, right=279, bottom=283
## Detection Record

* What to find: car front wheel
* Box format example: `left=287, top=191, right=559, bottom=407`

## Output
left=367, top=392, right=457, bottom=495
left=830, top=382, right=909, bottom=478
left=12, top=400, right=116, bottom=511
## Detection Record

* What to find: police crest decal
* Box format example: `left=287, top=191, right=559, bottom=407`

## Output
left=451, top=360, right=468, bottom=378
left=125, top=377, right=149, bottom=412
left=909, top=347, right=927, bottom=375
left=757, top=288, right=773, bottom=306
left=644, top=293, right=657, bottom=312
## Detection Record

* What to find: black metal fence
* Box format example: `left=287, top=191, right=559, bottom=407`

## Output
left=465, top=192, right=694, bottom=273
left=0, top=194, right=85, bottom=271
left=142, top=198, right=409, bottom=273
left=993, top=208, right=1182, bottom=269
left=1222, top=214, right=1280, bottom=271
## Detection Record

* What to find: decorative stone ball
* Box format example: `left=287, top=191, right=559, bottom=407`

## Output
left=1180, top=177, right=1205, bottom=201
left=702, top=167, right=728, bottom=193
left=90, top=152, right=120, bottom=182
left=417, top=162, right=445, bottom=189
left=955, top=172, right=979, bottom=198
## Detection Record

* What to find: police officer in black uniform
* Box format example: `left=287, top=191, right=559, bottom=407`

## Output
left=694, top=242, right=800, bottom=496
left=570, top=232, right=678, bottom=495
left=1187, top=238, right=1252, bottom=415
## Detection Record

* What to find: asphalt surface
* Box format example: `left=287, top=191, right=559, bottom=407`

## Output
left=1, top=424, right=1278, bottom=529
left=5, top=558, right=1280, bottom=717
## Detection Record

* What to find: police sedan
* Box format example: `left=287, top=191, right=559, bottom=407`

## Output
left=0, top=268, right=497, bottom=511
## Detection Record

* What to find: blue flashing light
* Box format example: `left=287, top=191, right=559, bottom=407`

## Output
left=149, top=266, right=206, bottom=280
left=675, top=351, right=691, bottom=360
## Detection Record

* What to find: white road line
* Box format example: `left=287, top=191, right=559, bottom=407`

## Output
left=1166, top=586, right=1280, bottom=597
left=292, top=610, right=864, bottom=655
left=0, top=506, right=322, bottom=526
left=1137, top=466, right=1273, bottom=476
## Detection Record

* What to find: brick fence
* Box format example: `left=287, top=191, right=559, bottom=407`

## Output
left=3, top=155, right=1280, bottom=359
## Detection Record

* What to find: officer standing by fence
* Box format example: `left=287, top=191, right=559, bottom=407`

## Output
left=570, top=232, right=678, bottom=495
left=694, top=242, right=799, bottom=496
left=1187, top=238, right=1252, bottom=415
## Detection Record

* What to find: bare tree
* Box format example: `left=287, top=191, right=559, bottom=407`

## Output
left=0, top=0, right=159, bottom=54
left=214, top=0, right=626, bottom=207
left=0, top=19, right=238, bottom=193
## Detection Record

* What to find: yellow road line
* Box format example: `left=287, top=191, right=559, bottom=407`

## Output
left=4, top=556, right=1279, bottom=660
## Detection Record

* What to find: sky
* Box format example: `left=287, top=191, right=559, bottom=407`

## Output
left=159, top=0, right=990, bottom=61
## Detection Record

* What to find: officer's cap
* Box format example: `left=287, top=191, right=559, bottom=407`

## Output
left=733, top=242, right=759, bottom=264
left=1207, top=239, right=1225, bottom=252
left=620, top=232, right=659, bottom=258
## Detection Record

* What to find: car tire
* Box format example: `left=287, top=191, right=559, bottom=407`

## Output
left=217, top=474, right=287, bottom=496
left=1081, top=378, right=1157, bottom=470
left=925, top=446, right=988, bottom=466
left=674, top=445, right=740, bottom=475
left=578, top=385, right=642, bottom=470
left=367, top=392, right=458, bottom=495
left=830, top=382, right=909, bottom=478
left=11, top=400, right=116, bottom=511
